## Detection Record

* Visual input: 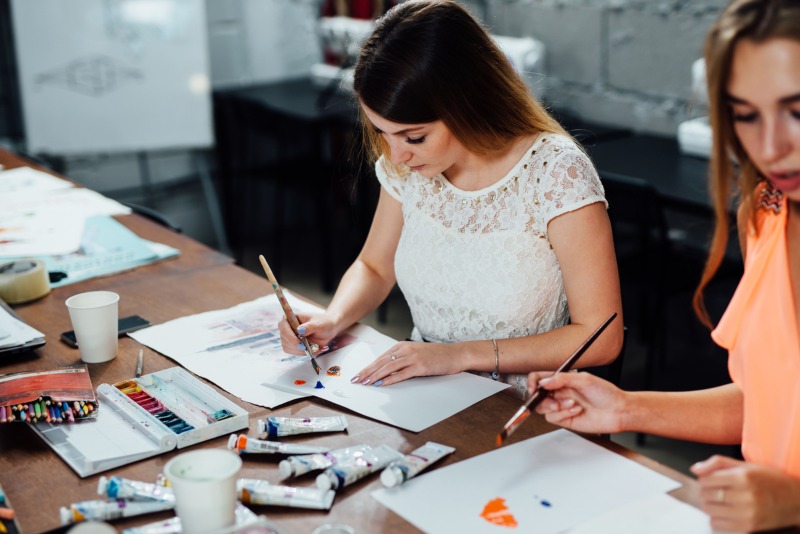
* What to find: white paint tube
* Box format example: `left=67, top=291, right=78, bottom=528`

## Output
left=97, top=475, right=175, bottom=502
left=237, top=478, right=335, bottom=510
left=227, top=433, right=330, bottom=455
left=279, top=444, right=371, bottom=478
left=316, top=444, right=403, bottom=491
left=60, top=498, right=174, bottom=524
left=258, top=415, right=348, bottom=438
left=380, top=442, right=456, bottom=488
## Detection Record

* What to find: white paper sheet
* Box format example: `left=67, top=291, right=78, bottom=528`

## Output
left=0, top=166, right=73, bottom=195
left=265, top=342, right=509, bottom=432
left=372, top=429, right=682, bottom=533
left=130, top=294, right=397, bottom=408
left=565, top=493, right=741, bottom=534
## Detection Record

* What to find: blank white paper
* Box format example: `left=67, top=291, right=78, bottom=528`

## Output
left=372, top=429, right=682, bottom=533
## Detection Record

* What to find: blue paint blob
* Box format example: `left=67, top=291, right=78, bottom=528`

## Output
left=315, top=380, right=325, bottom=389
left=540, top=500, right=552, bottom=508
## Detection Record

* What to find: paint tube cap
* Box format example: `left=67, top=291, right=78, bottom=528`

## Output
left=257, top=418, right=267, bottom=434
left=59, top=506, right=73, bottom=525
left=380, top=466, right=404, bottom=488
left=278, top=459, right=294, bottom=478
left=227, top=434, right=239, bottom=451
left=316, top=471, right=338, bottom=491
left=96, top=475, right=109, bottom=496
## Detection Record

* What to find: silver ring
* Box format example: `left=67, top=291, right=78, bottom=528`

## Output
left=390, top=352, right=397, bottom=361
left=716, top=488, right=725, bottom=503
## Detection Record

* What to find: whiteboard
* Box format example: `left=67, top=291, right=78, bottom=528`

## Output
left=11, top=0, right=212, bottom=155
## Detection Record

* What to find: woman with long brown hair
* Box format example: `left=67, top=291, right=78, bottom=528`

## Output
left=529, top=1, right=800, bottom=530
left=279, top=0, right=623, bottom=398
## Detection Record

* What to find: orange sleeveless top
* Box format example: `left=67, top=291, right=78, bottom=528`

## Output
left=712, top=184, right=800, bottom=476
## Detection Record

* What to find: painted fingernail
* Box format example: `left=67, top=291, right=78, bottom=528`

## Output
left=361, top=378, right=371, bottom=385
left=350, top=375, right=360, bottom=383
left=373, top=380, right=383, bottom=386
left=297, top=343, right=305, bottom=350
left=563, top=399, right=575, bottom=408
left=539, top=378, right=552, bottom=385
left=298, top=326, right=307, bottom=335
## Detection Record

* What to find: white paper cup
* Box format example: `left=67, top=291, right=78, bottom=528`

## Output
left=164, top=449, right=242, bottom=534
left=65, top=291, right=120, bottom=363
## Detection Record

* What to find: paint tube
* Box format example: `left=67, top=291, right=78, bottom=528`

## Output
left=120, top=502, right=262, bottom=534
left=237, top=478, right=335, bottom=510
left=316, top=444, right=403, bottom=491
left=380, top=442, right=456, bottom=488
left=60, top=498, right=174, bottom=524
left=258, top=415, right=348, bottom=438
left=227, top=433, right=330, bottom=455
left=279, top=444, right=371, bottom=478
left=97, top=475, right=175, bottom=502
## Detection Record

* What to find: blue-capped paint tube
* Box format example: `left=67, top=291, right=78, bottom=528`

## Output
left=238, top=478, right=335, bottom=510
left=60, top=498, right=174, bottom=524
left=97, top=475, right=175, bottom=502
left=279, top=444, right=371, bottom=478
left=227, top=433, right=330, bottom=455
left=258, top=415, right=348, bottom=438
left=120, top=502, right=261, bottom=534
left=380, top=442, right=456, bottom=488
left=315, top=444, right=403, bottom=491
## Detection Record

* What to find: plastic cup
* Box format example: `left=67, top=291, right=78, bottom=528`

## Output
left=65, top=291, right=120, bottom=363
left=164, top=449, right=242, bottom=534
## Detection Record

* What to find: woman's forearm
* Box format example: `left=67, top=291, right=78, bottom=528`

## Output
left=620, top=383, right=743, bottom=444
left=325, top=259, right=396, bottom=336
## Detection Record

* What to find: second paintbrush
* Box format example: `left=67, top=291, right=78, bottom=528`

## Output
left=258, top=255, right=322, bottom=375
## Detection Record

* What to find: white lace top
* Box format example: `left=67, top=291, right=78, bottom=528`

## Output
left=376, top=133, right=606, bottom=398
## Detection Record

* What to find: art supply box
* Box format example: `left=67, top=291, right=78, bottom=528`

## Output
left=30, top=367, right=248, bottom=477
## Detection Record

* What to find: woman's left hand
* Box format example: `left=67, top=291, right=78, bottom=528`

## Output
left=690, top=455, right=800, bottom=532
left=350, top=341, right=463, bottom=386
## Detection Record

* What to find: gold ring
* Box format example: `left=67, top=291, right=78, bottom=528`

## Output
left=717, top=488, right=725, bottom=503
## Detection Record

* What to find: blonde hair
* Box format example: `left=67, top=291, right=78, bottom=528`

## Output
left=353, top=0, right=568, bottom=166
left=693, top=0, right=800, bottom=327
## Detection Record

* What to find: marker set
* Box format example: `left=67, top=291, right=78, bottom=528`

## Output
left=0, top=365, right=97, bottom=425
left=29, top=367, right=248, bottom=477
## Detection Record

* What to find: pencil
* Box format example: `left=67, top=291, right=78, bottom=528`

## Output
left=258, top=255, right=321, bottom=375
left=135, top=349, right=144, bottom=378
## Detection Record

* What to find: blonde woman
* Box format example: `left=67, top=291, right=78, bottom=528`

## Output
left=530, top=1, right=800, bottom=530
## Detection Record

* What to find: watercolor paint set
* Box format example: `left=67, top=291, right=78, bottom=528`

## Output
left=0, top=365, right=97, bottom=424
left=29, top=366, right=248, bottom=477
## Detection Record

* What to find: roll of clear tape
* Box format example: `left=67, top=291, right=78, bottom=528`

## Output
left=0, top=259, right=51, bottom=304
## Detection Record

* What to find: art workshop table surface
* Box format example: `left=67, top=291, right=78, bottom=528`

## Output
left=0, top=150, right=701, bottom=533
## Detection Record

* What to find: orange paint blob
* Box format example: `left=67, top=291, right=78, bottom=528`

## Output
left=480, top=497, right=518, bottom=528
left=294, top=380, right=306, bottom=386
left=326, top=365, right=341, bottom=377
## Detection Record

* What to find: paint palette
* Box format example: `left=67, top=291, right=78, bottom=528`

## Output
left=29, top=367, right=248, bottom=477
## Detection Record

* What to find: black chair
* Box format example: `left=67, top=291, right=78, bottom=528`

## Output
left=122, top=201, right=183, bottom=234
left=601, top=173, right=702, bottom=393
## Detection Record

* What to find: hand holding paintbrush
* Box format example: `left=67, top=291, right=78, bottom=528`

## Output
left=496, top=312, right=617, bottom=446
left=259, top=255, right=322, bottom=375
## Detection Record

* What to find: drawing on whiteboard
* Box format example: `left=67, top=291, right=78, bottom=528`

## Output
left=480, top=497, right=518, bottom=528
left=34, top=55, right=143, bottom=97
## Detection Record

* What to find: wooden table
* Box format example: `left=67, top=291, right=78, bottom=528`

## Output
left=0, top=151, right=700, bottom=533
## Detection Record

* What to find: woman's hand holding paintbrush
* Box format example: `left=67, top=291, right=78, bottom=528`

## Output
left=496, top=312, right=617, bottom=446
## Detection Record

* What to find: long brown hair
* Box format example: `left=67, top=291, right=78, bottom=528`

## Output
left=693, top=0, right=800, bottom=327
left=352, top=0, right=568, bottom=164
